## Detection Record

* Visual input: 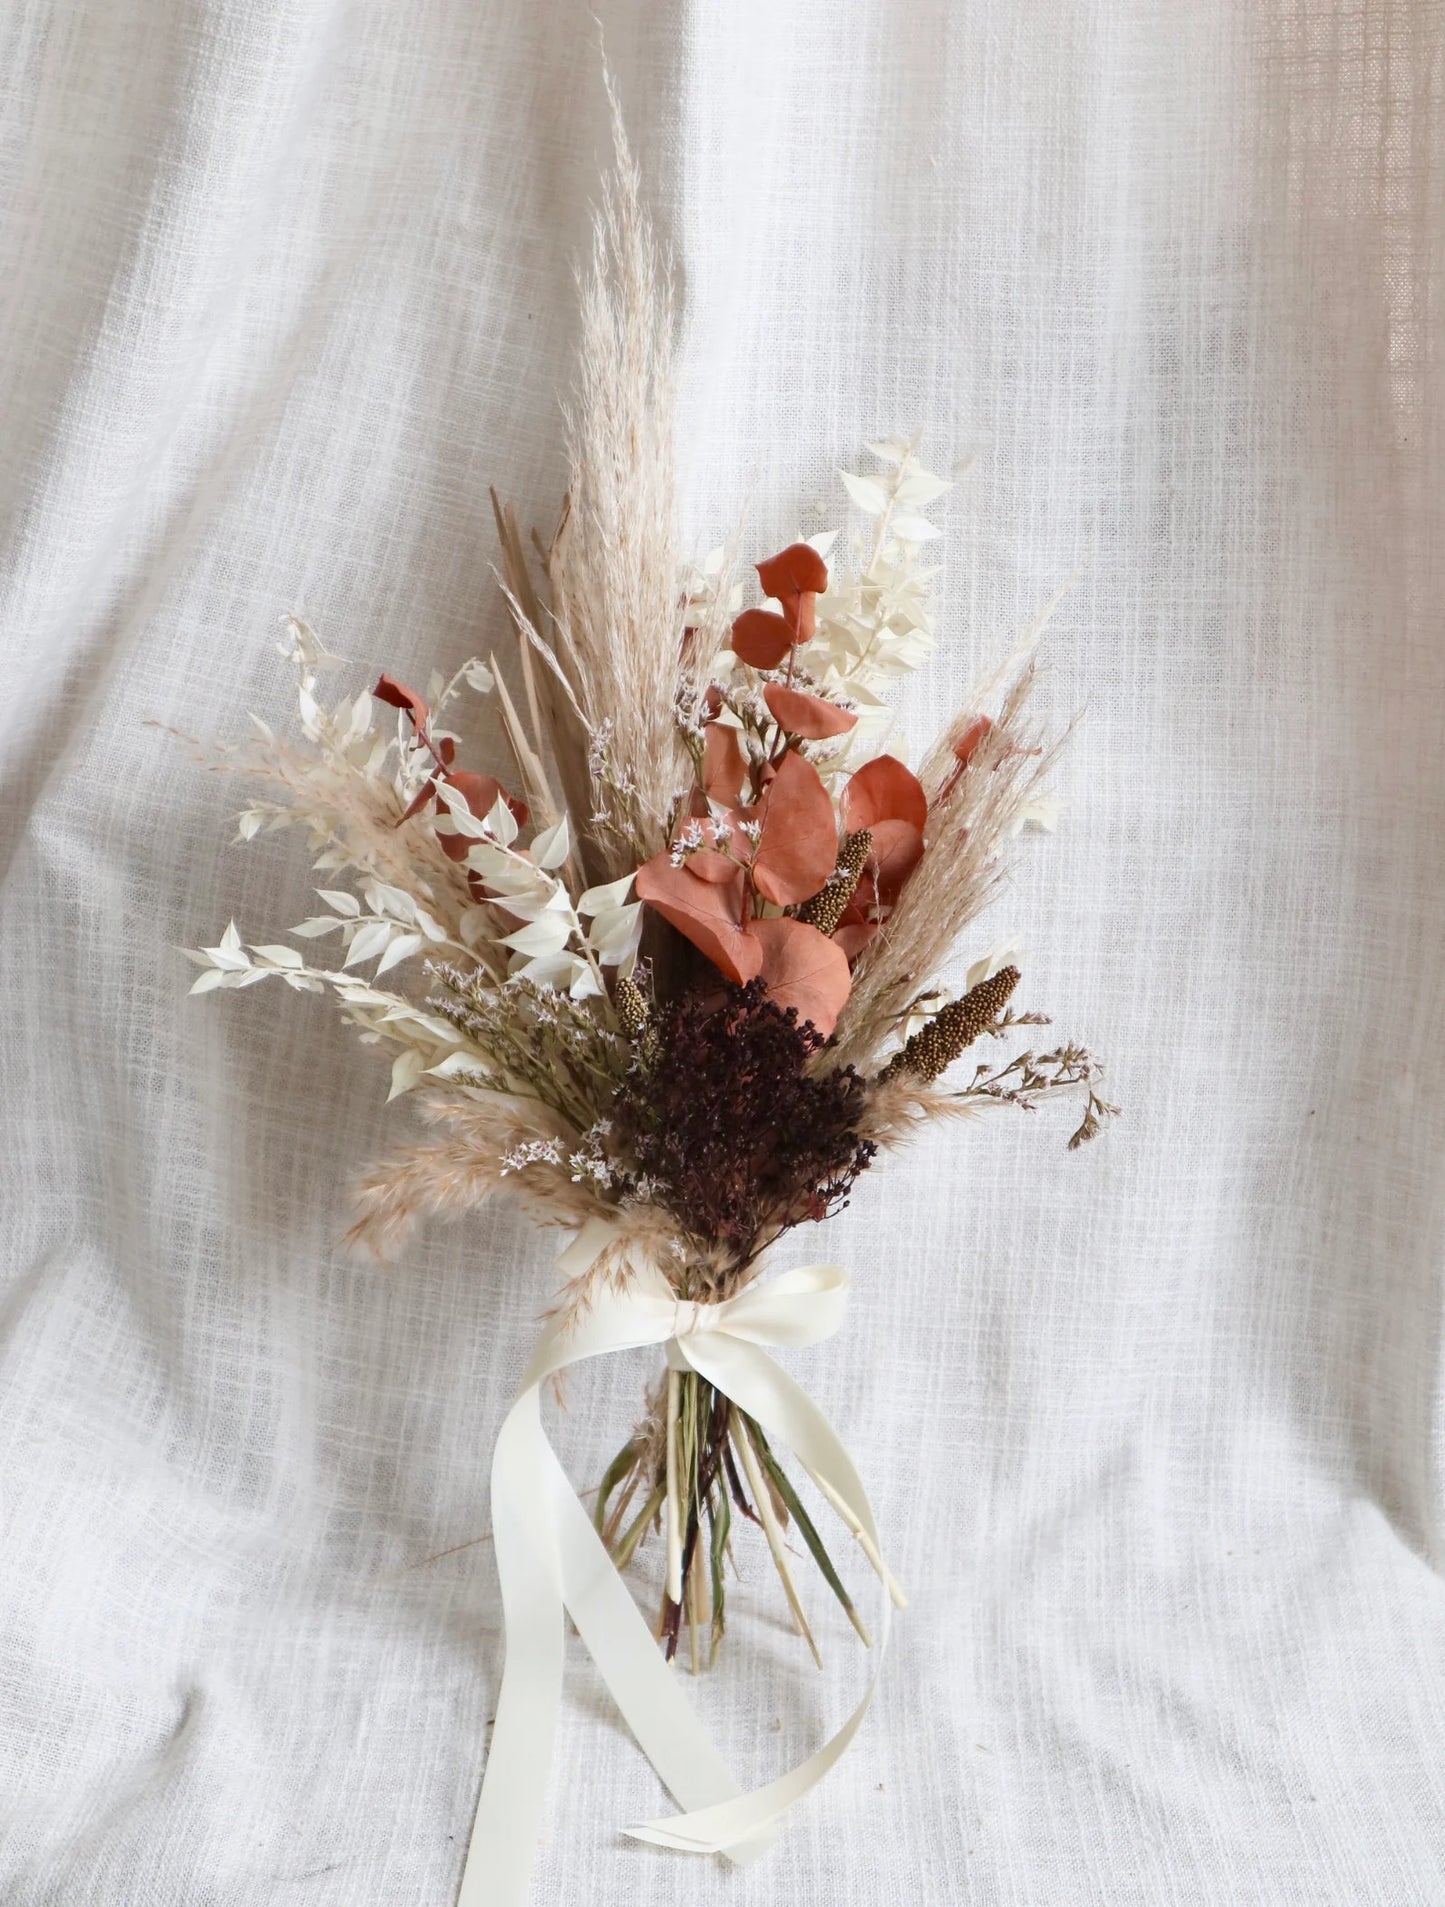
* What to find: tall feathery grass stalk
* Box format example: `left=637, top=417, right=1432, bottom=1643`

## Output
left=486, top=80, right=725, bottom=893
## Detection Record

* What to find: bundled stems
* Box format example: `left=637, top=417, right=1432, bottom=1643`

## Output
left=594, top=1369, right=871, bottom=1672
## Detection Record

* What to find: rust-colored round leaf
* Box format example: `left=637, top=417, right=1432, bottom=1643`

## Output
left=751, top=749, right=839, bottom=906
left=435, top=772, right=529, bottom=860
left=399, top=773, right=441, bottom=824
left=731, top=608, right=794, bottom=669
left=832, top=892, right=879, bottom=963
left=373, top=673, right=430, bottom=728
left=751, top=916, right=851, bottom=1038
left=842, top=753, right=928, bottom=833
left=952, top=713, right=993, bottom=770
left=703, top=722, right=749, bottom=803
left=447, top=771, right=498, bottom=815
left=683, top=846, right=740, bottom=885
left=763, top=683, right=858, bottom=740
left=832, top=919, right=878, bottom=962
left=756, top=543, right=829, bottom=602
left=866, top=817, right=925, bottom=905
left=635, top=854, right=763, bottom=985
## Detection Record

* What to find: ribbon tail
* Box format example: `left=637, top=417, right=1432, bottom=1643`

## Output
left=544, top=1436, right=780, bottom=1862
left=625, top=1677, right=877, bottom=1852
left=460, top=1369, right=775, bottom=1901
left=458, top=1391, right=565, bottom=1907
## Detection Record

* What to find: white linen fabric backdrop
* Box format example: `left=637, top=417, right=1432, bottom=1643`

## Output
left=3, top=1, right=1443, bottom=1901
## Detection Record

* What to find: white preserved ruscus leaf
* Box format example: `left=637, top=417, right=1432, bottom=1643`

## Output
left=251, top=945, right=305, bottom=969
left=498, top=914, right=572, bottom=958
left=484, top=793, right=520, bottom=846
left=374, top=932, right=424, bottom=975
left=889, top=513, right=941, bottom=543
left=387, top=1050, right=425, bottom=1101
left=343, top=920, right=395, bottom=968
left=577, top=873, right=635, bottom=915
left=839, top=470, right=889, bottom=515
left=531, top=815, right=571, bottom=870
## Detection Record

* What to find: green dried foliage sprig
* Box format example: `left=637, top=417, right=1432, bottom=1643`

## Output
left=598, top=1365, right=862, bottom=1673
left=427, top=964, right=630, bottom=1132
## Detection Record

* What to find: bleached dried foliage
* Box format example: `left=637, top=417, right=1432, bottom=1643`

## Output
left=206, top=623, right=493, bottom=960
left=807, top=436, right=952, bottom=755
left=683, top=438, right=955, bottom=787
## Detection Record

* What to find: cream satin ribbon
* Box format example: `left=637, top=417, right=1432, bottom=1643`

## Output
left=456, top=1220, right=903, bottom=1905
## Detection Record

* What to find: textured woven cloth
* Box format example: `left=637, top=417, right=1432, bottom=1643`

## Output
left=3, top=2, right=1444, bottom=1901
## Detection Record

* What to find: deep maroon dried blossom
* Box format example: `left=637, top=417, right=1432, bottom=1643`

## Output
left=613, top=980, right=876, bottom=1262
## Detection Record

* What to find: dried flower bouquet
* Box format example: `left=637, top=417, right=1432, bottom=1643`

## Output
left=185, top=129, right=1113, bottom=1692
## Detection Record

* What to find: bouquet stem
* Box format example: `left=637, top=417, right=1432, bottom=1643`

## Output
left=595, top=1367, right=866, bottom=1670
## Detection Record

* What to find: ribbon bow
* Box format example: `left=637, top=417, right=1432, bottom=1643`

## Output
left=457, top=1221, right=902, bottom=1905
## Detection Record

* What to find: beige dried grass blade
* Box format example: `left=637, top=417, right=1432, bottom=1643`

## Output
left=800, top=1460, right=908, bottom=1610
left=488, top=650, right=558, bottom=833
left=490, top=488, right=606, bottom=880
left=664, top=1369, right=684, bottom=1605
left=734, top=1418, right=822, bottom=1670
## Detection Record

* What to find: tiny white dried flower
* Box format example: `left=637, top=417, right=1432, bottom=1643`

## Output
left=500, top=1138, right=565, bottom=1177
left=587, top=720, right=614, bottom=779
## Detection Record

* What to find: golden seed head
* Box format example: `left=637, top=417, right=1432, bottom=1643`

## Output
left=885, top=964, right=1021, bottom=1082
left=614, top=974, right=650, bottom=1040
left=794, top=828, right=873, bottom=935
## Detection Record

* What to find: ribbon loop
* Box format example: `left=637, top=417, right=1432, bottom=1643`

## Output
left=457, top=1244, right=895, bottom=1907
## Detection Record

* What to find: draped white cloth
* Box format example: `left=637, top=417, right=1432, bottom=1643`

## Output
left=2, top=2, right=1443, bottom=1901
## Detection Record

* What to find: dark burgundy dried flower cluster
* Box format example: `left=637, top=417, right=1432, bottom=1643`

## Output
left=613, top=980, right=876, bottom=1265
